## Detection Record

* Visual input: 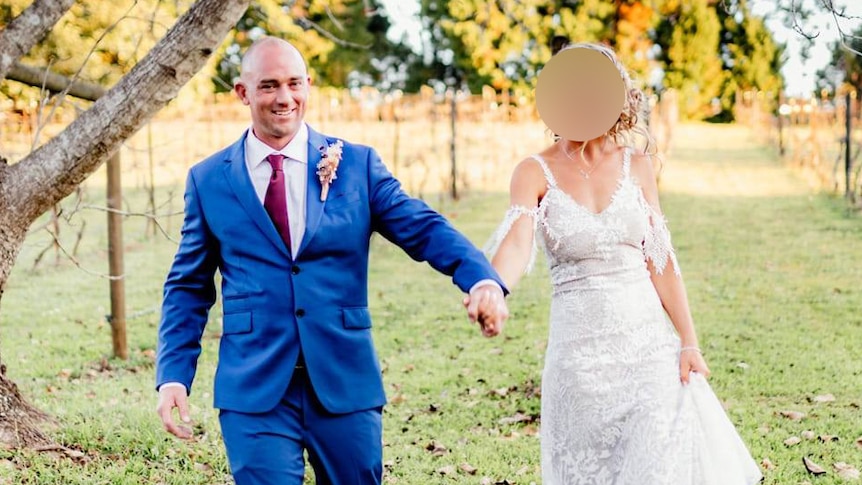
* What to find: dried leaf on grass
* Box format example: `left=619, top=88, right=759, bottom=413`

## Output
left=437, top=465, right=456, bottom=475
left=425, top=441, right=448, bottom=456
left=779, top=410, right=806, bottom=420
left=818, top=435, right=839, bottom=442
left=459, top=463, right=478, bottom=475
left=855, top=436, right=862, bottom=449
left=784, top=436, right=801, bottom=446
left=833, top=462, right=860, bottom=480
left=803, top=456, right=827, bottom=475
left=760, top=458, right=775, bottom=470
left=801, top=430, right=816, bottom=440
left=812, top=393, right=835, bottom=403
left=33, top=444, right=87, bottom=462
left=498, top=412, right=538, bottom=425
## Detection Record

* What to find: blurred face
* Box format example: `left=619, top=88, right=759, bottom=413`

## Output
left=234, top=40, right=311, bottom=150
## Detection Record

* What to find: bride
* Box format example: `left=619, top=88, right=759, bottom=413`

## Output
left=483, top=42, right=763, bottom=484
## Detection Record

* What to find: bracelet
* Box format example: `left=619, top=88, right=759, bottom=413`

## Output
left=680, top=346, right=702, bottom=354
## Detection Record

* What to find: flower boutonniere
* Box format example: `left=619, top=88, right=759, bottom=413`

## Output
left=316, top=139, right=344, bottom=202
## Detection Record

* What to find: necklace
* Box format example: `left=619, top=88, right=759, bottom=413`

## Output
left=562, top=143, right=601, bottom=179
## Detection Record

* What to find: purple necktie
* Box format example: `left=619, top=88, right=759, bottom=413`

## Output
left=263, top=154, right=291, bottom=251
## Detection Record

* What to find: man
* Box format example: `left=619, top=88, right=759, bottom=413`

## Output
left=155, top=36, right=508, bottom=485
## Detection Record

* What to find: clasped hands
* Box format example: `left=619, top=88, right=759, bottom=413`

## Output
left=464, top=284, right=509, bottom=337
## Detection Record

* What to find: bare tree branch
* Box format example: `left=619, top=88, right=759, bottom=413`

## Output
left=0, top=0, right=76, bottom=81
left=295, top=17, right=373, bottom=49
left=80, top=204, right=181, bottom=244
left=41, top=227, right=123, bottom=280
left=7, top=63, right=106, bottom=102
left=4, top=0, right=251, bottom=226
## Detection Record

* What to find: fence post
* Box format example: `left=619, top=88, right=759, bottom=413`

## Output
left=777, top=92, right=785, bottom=156
left=449, top=88, right=458, bottom=200
left=107, top=151, right=128, bottom=360
left=845, top=91, right=853, bottom=199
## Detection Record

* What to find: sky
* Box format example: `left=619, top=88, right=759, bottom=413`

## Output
left=377, top=0, right=861, bottom=98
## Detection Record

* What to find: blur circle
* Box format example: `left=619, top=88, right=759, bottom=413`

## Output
left=536, top=48, right=626, bottom=142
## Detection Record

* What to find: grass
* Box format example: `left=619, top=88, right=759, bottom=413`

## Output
left=1, top=122, right=861, bottom=484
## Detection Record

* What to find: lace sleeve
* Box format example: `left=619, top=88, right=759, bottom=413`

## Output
left=484, top=205, right=540, bottom=274
left=643, top=204, right=681, bottom=276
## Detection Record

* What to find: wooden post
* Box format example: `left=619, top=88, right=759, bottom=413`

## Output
left=777, top=92, right=785, bottom=157
left=845, top=91, right=853, bottom=199
left=392, top=95, right=400, bottom=178
left=449, top=88, right=458, bottom=200
left=106, top=151, right=128, bottom=360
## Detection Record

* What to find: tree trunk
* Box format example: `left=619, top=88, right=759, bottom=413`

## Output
left=0, top=0, right=75, bottom=80
left=0, top=213, right=52, bottom=447
left=0, top=0, right=250, bottom=448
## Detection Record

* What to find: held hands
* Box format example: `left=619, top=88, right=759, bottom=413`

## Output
left=463, top=285, right=509, bottom=337
left=156, top=385, right=193, bottom=439
left=679, top=346, right=710, bottom=385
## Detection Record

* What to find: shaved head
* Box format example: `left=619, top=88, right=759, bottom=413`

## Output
left=234, top=36, right=312, bottom=149
left=241, top=36, right=308, bottom=81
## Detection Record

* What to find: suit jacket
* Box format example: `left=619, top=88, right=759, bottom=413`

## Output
left=156, top=127, right=505, bottom=414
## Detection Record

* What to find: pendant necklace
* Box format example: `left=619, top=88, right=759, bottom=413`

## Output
left=562, top=143, right=601, bottom=179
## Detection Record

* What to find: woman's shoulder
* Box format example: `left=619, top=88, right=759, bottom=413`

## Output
left=627, top=147, right=661, bottom=176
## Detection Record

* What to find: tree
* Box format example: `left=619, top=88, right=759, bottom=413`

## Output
left=410, top=1, right=658, bottom=95
left=816, top=23, right=862, bottom=96
left=655, top=0, right=725, bottom=120
left=715, top=0, right=785, bottom=120
left=0, top=0, right=250, bottom=448
left=213, top=0, right=405, bottom=92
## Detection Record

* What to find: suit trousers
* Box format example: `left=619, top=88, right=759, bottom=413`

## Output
left=219, top=367, right=383, bottom=485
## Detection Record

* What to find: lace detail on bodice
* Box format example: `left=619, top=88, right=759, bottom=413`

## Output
left=484, top=149, right=681, bottom=280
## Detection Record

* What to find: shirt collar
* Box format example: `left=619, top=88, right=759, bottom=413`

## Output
left=246, top=123, right=309, bottom=168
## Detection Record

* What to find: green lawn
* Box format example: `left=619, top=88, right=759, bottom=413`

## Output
left=1, top=123, right=861, bottom=484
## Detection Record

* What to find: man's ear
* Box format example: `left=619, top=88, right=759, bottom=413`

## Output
left=234, top=82, right=250, bottom=105
left=551, top=35, right=570, bottom=56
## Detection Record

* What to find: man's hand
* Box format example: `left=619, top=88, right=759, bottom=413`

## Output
left=463, top=284, right=509, bottom=337
left=156, top=385, right=193, bottom=439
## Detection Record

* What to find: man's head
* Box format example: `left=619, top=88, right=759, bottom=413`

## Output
left=234, top=37, right=311, bottom=149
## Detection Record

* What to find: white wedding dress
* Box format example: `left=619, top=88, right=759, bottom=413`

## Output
left=486, top=151, right=762, bottom=485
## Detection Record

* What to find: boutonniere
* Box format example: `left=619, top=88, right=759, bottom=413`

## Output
left=316, top=139, right=344, bottom=202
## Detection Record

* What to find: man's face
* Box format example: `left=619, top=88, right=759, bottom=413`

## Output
left=235, top=42, right=311, bottom=149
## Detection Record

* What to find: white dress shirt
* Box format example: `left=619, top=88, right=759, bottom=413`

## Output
left=245, top=123, right=309, bottom=257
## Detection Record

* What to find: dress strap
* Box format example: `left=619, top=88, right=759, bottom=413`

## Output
left=530, top=154, right=558, bottom=188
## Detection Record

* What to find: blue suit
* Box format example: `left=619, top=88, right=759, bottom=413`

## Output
left=156, top=127, right=505, bottom=484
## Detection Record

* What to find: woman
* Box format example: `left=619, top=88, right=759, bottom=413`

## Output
left=484, top=42, right=762, bottom=484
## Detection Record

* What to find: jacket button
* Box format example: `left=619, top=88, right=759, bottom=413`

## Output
left=295, top=309, right=305, bottom=318
left=292, top=265, right=301, bottom=275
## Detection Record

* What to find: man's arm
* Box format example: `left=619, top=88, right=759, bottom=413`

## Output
left=155, top=170, right=219, bottom=437
left=365, top=148, right=509, bottom=333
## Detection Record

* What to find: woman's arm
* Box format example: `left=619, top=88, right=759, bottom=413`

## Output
left=488, top=159, right=547, bottom=290
left=632, top=152, right=710, bottom=383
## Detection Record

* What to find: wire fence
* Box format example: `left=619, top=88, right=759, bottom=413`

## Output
left=735, top=89, right=862, bottom=205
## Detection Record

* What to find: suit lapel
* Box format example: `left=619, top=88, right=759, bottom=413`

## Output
left=223, top=131, right=291, bottom=259
left=297, top=128, right=327, bottom=258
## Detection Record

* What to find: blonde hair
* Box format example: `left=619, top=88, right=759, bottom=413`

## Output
left=556, top=42, right=657, bottom=155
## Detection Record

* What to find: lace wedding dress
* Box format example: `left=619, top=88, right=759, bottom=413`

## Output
left=486, top=151, right=762, bottom=485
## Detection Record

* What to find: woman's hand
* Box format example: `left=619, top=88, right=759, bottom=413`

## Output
left=679, top=347, right=710, bottom=385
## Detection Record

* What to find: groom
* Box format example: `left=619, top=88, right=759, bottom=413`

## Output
left=155, top=36, right=508, bottom=485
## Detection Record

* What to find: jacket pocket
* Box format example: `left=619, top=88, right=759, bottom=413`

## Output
left=222, top=312, right=252, bottom=334
left=342, top=307, right=372, bottom=329
left=325, top=190, right=361, bottom=209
